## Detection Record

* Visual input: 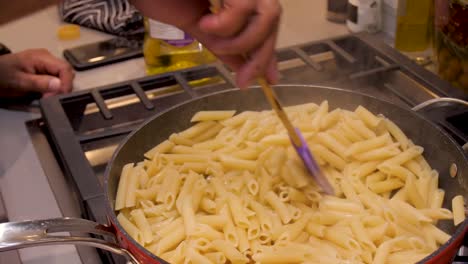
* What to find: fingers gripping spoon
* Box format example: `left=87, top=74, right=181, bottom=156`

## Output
left=209, top=0, right=335, bottom=195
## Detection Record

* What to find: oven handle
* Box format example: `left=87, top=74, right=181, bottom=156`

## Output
left=412, top=97, right=468, bottom=152
left=0, top=217, right=140, bottom=264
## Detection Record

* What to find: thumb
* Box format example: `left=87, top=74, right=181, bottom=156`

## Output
left=18, top=73, right=62, bottom=94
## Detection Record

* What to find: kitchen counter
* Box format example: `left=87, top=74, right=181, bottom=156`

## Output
left=0, top=1, right=347, bottom=263
left=0, top=0, right=349, bottom=91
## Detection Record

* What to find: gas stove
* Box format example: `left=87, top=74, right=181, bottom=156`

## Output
left=25, top=32, right=467, bottom=263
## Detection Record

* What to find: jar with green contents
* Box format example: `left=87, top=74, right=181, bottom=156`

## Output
left=434, top=0, right=468, bottom=92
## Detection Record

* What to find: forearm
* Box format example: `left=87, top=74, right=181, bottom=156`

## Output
left=130, top=0, right=281, bottom=89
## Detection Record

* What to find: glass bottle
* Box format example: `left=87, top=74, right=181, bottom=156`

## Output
left=394, top=0, right=433, bottom=52
left=143, top=18, right=216, bottom=76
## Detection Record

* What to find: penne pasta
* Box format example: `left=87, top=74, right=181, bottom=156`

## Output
left=211, top=239, right=249, bottom=264
left=319, top=196, right=364, bottom=214
left=186, top=246, right=214, bottom=264
left=345, top=133, right=390, bottom=157
left=354, top=143, right=401, bottom=161
left=117, top=213, right=142, bottom=244
left=383, top=118, right=409, bottom=150
left=205, top=252, right=227, bottom=264
left=144, top=140, right=175, bottom=160
left=249, top=200, right=273, bottom=232
left=379, top=146, right=424, bottom=167
left=320, top=108, right=342, bottom=130
left=316, top=132, right=348, bottom=159
left=220, top=155, right=257, bottom=171
left=311, top=100, right=329, bottom=130
left=191, top=110, right=236, bottom=122
left=309, top=144, right=346, bottom=170
left=324, top=226, right=360, bottom=251
left=125, top=165, right=140, bottom=208
left=354, top=105, right=381, bottom=128
left=115, top=163, right=134, bottom=210
left=452, top=195, right=466, bottom=225
left=196, top=215, right=226, bottom=230
left=430, top=189, right=445, bottom=209
left=131, top=209, right=153, bottom=244
left=178, top=121, right=217, bottom=139
left=114, top=102, right=460, bottom=264
left=368, top=179, right=404, bottom=194
left=181, top=195, right=197, bottom=235
left=227, top=192, right=250, bottom=228
left=265, top=191, right=292, bottom=224
left=344, top=115, right=376, bottom=139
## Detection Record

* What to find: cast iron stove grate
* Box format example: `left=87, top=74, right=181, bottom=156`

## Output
left=32, top=32, right=467, bottom=263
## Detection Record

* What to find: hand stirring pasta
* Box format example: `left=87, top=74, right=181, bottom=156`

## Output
left=115, top=101, right=466, bottom=264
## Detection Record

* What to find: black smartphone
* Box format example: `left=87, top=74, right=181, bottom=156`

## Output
left=63, top=37, right=144, bottom=71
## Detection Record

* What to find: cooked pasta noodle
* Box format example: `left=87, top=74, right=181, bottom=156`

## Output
left=114, top=105, right=465, bottom=264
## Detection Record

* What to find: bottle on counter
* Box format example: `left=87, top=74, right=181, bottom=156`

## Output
left=346, top=0, right=382, bottom=33
left=394, top=0, right=433, bottom=52
left=143, top=18, right=216, bottom=76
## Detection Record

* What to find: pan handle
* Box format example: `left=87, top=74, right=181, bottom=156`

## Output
left=0, top=217, right=140, bottom=264
left=412, top=97, right=468, bottom=112
left=412, top=97, right=468, bottom=152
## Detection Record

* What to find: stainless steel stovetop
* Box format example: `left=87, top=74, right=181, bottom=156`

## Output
left=24, top=32, right=468, bottom=264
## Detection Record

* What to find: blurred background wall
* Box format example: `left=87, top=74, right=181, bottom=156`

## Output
left=0, top=0, right=58, bottom=25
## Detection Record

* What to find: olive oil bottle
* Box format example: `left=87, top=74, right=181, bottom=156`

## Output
left=394, top=0, right=433, bottom=52
left=143, top=18, right=216, bottom=75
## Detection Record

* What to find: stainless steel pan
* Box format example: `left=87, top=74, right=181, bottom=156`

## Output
left=1, top=85, right=467, bottom=264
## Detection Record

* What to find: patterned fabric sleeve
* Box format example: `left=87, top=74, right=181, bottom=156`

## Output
left=59, top=0, right=144, bottom=37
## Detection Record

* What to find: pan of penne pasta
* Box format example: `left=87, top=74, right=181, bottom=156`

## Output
left=0, top=85, right=467, bottom=264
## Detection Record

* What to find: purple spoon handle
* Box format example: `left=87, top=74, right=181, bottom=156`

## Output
left=292, top=128, right=335, bottom=195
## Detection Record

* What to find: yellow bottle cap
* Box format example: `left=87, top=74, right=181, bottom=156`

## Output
left=57, top=25, right=81, bottom=40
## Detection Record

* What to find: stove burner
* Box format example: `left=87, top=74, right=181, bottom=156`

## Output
left=28, top=32, right=467, bottom=264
